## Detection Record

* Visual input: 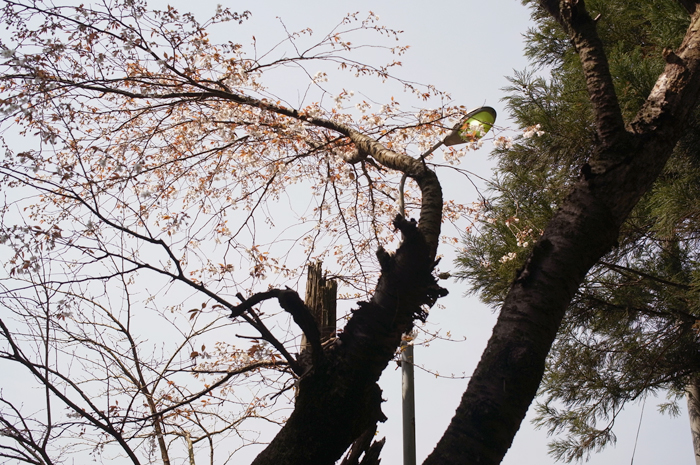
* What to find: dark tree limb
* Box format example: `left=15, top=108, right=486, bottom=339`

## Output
left=234, top=289, right=323, bottom=369
left=237, top=309, right=303, bottom=375
left=677, top=0, right=700, bottom=15
left=539, top=0, right=626, bottom=154
left=424, top=4, right=700, bottom=465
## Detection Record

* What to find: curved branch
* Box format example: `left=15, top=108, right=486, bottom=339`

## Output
left=9, top=72, right=445, bottom=258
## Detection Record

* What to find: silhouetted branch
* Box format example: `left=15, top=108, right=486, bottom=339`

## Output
left=234, top=289, right=323, bottom=368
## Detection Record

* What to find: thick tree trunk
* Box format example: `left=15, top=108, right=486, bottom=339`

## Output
left=252, top=217, right=446, bottom=465
left=424, top=165, right=622, bottom=465
left=241, top=93, right=447, bottom=464
left=424, top=2, right=700, bottom=464
left=687, top=379, right=700, bottom=465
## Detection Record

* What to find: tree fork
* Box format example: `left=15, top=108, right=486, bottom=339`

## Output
left=251, top=216, right=446, bottom=465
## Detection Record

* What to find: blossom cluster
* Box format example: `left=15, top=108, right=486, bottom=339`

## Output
left=313, top=71, right=329, bottom=83
left=333, top=90, right=354, bottom=109
left=493, top=136, right=513, bottom=150
left=523, top=124, right=545, bottom=138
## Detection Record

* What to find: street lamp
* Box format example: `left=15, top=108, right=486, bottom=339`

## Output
left=401, top=106, right=496, bottom=465
left=414, top=106, right=497, bottom=162
left=443, top=106, right=497, bottom=146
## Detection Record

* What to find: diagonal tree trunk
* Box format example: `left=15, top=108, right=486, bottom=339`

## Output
left=424, top=1, right=700, bottom=463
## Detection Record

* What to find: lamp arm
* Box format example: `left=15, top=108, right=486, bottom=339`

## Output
left=420, top=139, right=445, bottom=161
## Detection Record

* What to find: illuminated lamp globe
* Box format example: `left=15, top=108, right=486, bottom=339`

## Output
left=443, top=106, right=497, bottom=146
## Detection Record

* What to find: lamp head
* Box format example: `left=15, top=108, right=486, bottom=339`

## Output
left=444, top=106, right=497, bottom=146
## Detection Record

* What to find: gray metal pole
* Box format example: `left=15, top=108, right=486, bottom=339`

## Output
left=401, top=338, right=416, bottom=465
left=398, top=170, right=417, bottom=465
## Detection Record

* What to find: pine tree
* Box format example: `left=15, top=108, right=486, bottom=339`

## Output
left=457, top=0, right=700, bottom=461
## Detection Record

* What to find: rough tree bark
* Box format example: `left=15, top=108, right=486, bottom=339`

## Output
left=424, top=1, right=700, bottom=464
left=298, top=261, right=337, bottom=368
left=4, top=2, right=698, bottom=463
left=236, top=2, right=700, bottom=463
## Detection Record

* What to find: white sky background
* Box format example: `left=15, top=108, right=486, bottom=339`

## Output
left=1, top=0, right=694, bottom=464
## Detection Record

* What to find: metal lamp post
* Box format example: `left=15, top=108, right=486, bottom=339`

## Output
left=401, top=106, right=496, bottom=465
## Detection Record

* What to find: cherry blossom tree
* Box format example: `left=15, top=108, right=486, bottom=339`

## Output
left=0, top=1, right=468, bottom=463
